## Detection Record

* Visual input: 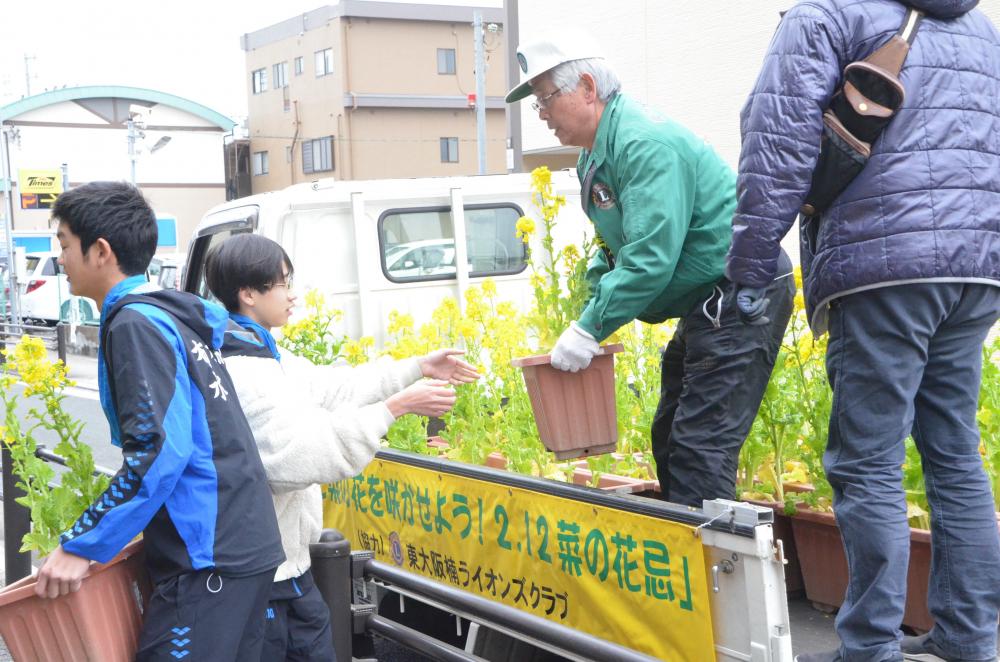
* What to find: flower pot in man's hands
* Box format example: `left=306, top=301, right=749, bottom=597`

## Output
left=511, top=344, right=623, bottom=460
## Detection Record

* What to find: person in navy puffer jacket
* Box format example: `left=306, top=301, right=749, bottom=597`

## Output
left=725, top=2, right=1000, bottom=661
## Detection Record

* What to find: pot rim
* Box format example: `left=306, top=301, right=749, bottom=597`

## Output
left=511, top=342, right=624, bottom=368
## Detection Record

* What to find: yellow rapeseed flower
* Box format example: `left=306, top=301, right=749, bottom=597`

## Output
left=781, top=460, right=811, bottom=485
left=650, top=324, right=672, bottom=346
left=530, top=166, right=552, bottom=190
left=343, top=337, right=374, bottom=366
left=515, top=216, right=536, bottom=242
left=793, top=293, right=806, bottom=312
left=431, top=298, right=461, bottom=332
left=463, top=288, right=489, bottom=320
left=457, top=319, right=478, bottom=339
left=14, top=335, right=47, bottom=365
left=387, top=311, right=415, bottom=336
left=561, top=244, right=581, bottom=265
left=419, top=324, right=441, bottom=346
left=304, top=289, right=326, bottom=310
left=3, top=336, right=74, bottom=397
left=496, top=302, right=518, bottom=319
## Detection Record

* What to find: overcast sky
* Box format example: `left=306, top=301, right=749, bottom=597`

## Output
left=0, top=0, right=502, bottom=122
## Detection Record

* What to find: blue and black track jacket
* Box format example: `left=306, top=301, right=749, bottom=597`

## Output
left=60, top=277, right=284, bottom=583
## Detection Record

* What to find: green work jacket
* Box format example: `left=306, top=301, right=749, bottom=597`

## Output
left=576, top=93, right=736, bottom=341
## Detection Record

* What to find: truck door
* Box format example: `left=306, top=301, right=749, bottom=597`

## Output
left=183, top=206, right=258, bottom=298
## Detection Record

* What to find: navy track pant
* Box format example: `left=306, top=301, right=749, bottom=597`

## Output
left=136, top=567, right=276, bottom=661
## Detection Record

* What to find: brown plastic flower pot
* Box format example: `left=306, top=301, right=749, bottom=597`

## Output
left=570, top=468, right=652, bottom=494
left=426, top=436, right=450, bottom=451
left=484, top=452, right=508, bottom=470
left=0, top=540, right=150, bottom=662
left=790, top=508, right=944, bottom=632
left=511, top=344, right=623, bottom=460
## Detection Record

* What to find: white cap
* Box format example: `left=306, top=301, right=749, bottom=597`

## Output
left=505, top=29, right=605, bottom=103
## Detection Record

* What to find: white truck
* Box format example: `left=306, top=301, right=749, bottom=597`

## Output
left=184, top=172, right=794, bottom=661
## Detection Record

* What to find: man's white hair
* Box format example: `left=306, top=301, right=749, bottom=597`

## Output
left=549, top=58, right=621, bottom=102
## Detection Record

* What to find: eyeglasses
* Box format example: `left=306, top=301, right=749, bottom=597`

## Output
left=269, top=276, right=294, bottom=290
left=531, top=89, right=562, bottom=112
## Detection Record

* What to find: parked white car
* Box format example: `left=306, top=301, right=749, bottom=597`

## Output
left=148, top=253, right=187, bottom=290
left=384, top=240, right=458, bottom=279
left=20, top=252, right=99, bottom=325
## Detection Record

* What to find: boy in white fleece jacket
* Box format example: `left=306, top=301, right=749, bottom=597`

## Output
left=206, top=234, right=478, bottom=661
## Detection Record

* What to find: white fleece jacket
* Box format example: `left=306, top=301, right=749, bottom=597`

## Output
left=225, top=351, right=423, bottom=581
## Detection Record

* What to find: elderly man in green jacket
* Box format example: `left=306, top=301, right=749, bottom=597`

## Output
left=507, top=31, right=794, bottom=507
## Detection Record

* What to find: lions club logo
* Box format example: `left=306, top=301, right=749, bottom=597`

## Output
left=591, top=183, right=616, bottom=210
left=389, top=532, right=403, bottom=566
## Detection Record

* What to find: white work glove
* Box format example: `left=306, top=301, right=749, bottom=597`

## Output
left=550, top=322, right=600, bottom=372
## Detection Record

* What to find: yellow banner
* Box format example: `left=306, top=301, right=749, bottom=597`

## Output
left=18, top=169, right=62, bottom=195
left=324, top=457, right=716, bottom=661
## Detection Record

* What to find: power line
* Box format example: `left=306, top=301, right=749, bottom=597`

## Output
left=244, top=135, right=507, bottom=144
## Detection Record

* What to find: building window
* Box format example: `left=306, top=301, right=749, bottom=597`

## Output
left=315, top=48, right=333, bottom=77
left=273, top=61, right=289, bottom=88
left=440, top=137, right=459, bottom=163
left=251, top=68, right=267, bottom=94
left=252, top=151, right=269, bottom=176
left=302, top=136, right=334, bottom=174
left=379, top=205, right=527, bottom=283
left=294, top=56, right=304, bottom=75
left=437, top=48, right=456, bottom=75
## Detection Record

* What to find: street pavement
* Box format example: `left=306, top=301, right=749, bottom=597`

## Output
left=0, top=349, right=846, bottom=658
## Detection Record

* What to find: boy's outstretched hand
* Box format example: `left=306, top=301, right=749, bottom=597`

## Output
left=386, top=380, right=458, bottom=418
left=418, top=349, right=480, bottom=385
left=35, top=545, right=91, bottom=598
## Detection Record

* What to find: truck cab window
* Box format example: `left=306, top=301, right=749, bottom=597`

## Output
left=379, top=205, right=526, bottom=283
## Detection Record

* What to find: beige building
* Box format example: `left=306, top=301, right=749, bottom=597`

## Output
left=0, top=85, right=233, bottom=253
left=241, top=1, right=507, bottom=192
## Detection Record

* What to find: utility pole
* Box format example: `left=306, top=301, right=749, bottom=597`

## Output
left=127, top=116, right=137, bottom=185
left=23, top=55, right=35, bottom=97
left=473, top=11, right=487, bottom=175
left=1, top=125, right=21, bottom=325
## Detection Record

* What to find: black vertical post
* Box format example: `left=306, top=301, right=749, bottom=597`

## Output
left=2, top=441, right=32, bottom=585
left=56, top=323, right=68, bottom=364
left=309, top=529, right=353, bottom=662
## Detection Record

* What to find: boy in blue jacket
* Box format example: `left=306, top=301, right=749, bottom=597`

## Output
left=37, top=181, right=285, bottom=661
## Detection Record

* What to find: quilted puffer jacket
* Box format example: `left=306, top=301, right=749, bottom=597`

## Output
left=726, top=0, right=1000, bottom=332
